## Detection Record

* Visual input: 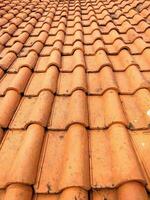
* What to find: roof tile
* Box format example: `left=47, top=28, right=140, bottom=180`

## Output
left=35, top=124, right=90, bottom=193
left=90, top=124, right=145, bottom=188
left=0, top=67, right=32, bottom=95
left=9, top=91, right=54, bottom=129
left=48, top=90, right=88, bottom=130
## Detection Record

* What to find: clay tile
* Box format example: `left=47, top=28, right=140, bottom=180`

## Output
left=24, top=24, right=34, bottom=34
left=120, top=89, right=150, bottom=129
left=35, top=125, right=90, bottom=193
left=58, top=124, right=90, bottom=190
left=42, top=23, right=50, bottom=32
left=27, top=66, right=58, bottom=96
left=85, top=50, right=111, bottom=72
left=6, top=24, right=17, bottom=35
left=10, top=17, right=22, bottom=26
left=135, top=88, right=150, bottom=115
left=125, top=65, right=149, bottom=93
left=133, top=38, right=148, bottom=53
left=104, top=90, right=128, bottom=126
left=52, top=31, right=64, bottom=44
left=88, top=67, right=118, bottom=95
left=92, top=189, right=117, bottom=200
left=0, top=90, right=20, bottom=128
left=10, top=42, right=23, bottom=54
left=0, top=18, right=8, bottom=26
left=48, top=50, right=61, bottom=68
left=48, top=90, right=88, bottom=130
left=75, top=30, right=83, bottom=41
left=0, top=10, right=6, bottom=16
left=57, top=22, right=66, bottom=32
left=9, top=51, right=38, bottom=72
left=28, top=18, right=37, bottom=26
left=3, top=13, right=14, bottom=20
left=57, top=67, right=87, bottom=95
left=90, top=124, right=145, bottom=188
left=59, top=187, right=88, bottom=200
left=74, top=22, right=82, bottom=32
left=7, top=125, right=45, bottom=185
left=30, top=41, right=44, bottom=54
left=4, top=184, right=32, bottom=200
left=93, top=39, right=105, bottom=52
left=17, top=32, right=29, bottom=44
left=38, top=31, right=48, bottom=44
left=0, top=52, right=17, bottom=70
left=117, top=182, right=148, bottom=200
left=30, top=12, right=41, bottom=20
left=88, top=90, right=127, bottom=129
left=107, top=39, right=129, bottom=54
left=0, top=67, right=31, bottom=95
left=45, top=16, right=53, bottom=24
left=10, top=91, right=54, bottom=129
left=17, top=12, right=27, bottom=19
left=91, top=29, right=101, bottom=41
left=105, top=29, right=120, bottom=44
left=109, top=49, right=135, bottom=71
left=73, top=49, right=85, bottom=68
left=0, top=33, right=11, bottom=45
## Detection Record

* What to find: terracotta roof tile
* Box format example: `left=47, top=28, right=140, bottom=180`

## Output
left=35, top=124, right=90, bottom=193
left=90, top=125, right=146, bottom=188
left=0, top=0, right=150, bottom=199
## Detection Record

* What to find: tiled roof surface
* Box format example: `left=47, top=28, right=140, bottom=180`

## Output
left=0, top=0, right=150, bottom=199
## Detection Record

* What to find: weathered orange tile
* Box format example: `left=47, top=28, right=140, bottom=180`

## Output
left=33, top=187, right=88, bottom=200
left=133, top=49, right=150, bottom=71
left=0, top=52, right=17, bottom=70
left=0, top=129, right=25, bottom=187
left=48, top=90, right=88, bottom=130
left=88, top=90, right=127, bottom=129
left=84, top=39, right=105, bottom=55
left=35, top=124, right=90, bottom=193
left=0, top=125, right=45, bottom=187
left=121, top=89, right=150, bottom=129
left=0, top=90, right=20, bottom=128
left=35, top=50, right=61, bottom=71
left=114, top=66, right=150, bottom=94
left=90, top=124, right=145, bottom=188
left=25, top=66, right=59, bottom=96
left=61, top=50, right=85, bottom=72
left=109, top=49, right=136, bottom=71
left=87, top=67, right=118, bottom=94
left=131, top=130, right=150, bottom=190
left=0, top=67, right=32, bottom=95
left=92, top=182, right=148, bottom=200
left=57, top=67, right=87, bottom=95
left=9, top=91, right=54, bottom=129
left=8, top=51, right=38, bottom=72
left=3, top=184, right=32, bottom=200
left=85, top=50, right=111, bottom=72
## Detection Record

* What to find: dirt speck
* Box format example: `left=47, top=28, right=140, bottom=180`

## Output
left=47, top=183, right=51, bottom=193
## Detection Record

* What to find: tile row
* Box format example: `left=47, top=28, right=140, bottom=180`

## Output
left=0, top=88, right=149, bottom=130
left=0, top=65, right=150, bottom=96
left=0, top=124, right=150, bottom=192
left=3, top=27, right=150, bottom=47
left=1, top=48, right=150, bottom=73
left=0, top=183, right=149, bottom=200
left=1, top=27, right=150, bottom=58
